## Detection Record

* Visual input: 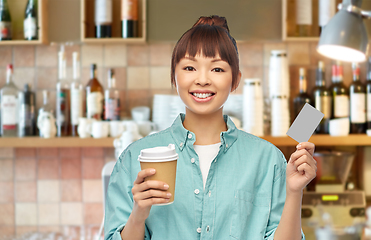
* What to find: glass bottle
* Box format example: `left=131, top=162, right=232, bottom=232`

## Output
left=121, top=0, right=138, bottom=38
left=293, top=67, right=312, bottom=117
left=24, top=0, right=38, bottom=40
left=313, top=61, right=331, bottom=134
left=38, top=90, right=54, bottom=137
left=295, top=0, right=312, bottom=36
left=367, top=57, right=371, bottom=130
left=104, top=69, right=121, bottom=120
left=318, top=0, right=335, bottom=34
left=330, top=61, right=349, bottom=119
left=0, top=64, right=19, bottom=137
left=86, top=64, right=104, bottom=120
left=349, top=62, right=366, bottom=133
left=0, top=0, right=11, bottom=40
left=56, top=46, right=71, bottom=136
left=70, top=52, right=83, bottom=136
left=18, top=84, right=36, bottom=137
left=95, top=0, right=112, bottom=38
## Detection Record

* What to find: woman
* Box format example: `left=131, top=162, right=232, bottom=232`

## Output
left=105, top=15, right=316, bottom=240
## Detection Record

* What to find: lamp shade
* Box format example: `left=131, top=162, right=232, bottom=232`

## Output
left=317, top=6, right=369, bottom=62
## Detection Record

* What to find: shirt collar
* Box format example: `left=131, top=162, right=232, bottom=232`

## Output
left=170, top=113, right=238, bottom=152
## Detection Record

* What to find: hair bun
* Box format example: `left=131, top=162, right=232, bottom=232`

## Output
left=192, top=15, right=230, bottom=33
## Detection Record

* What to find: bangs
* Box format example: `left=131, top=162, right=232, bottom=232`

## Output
left=171, top=24, right=239, bottom=89
left=174, top=25, right=236, bottom=66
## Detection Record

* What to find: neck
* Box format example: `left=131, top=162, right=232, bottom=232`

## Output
left=182, top=108, right=227, bottom=145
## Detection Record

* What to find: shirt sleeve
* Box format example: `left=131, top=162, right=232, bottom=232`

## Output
left=264, top=151, right=306, bottom=240
left=104, top=149, right=151, bottom=240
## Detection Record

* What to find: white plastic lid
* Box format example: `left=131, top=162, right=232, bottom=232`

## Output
left=138, top=144, right=178, bottom=162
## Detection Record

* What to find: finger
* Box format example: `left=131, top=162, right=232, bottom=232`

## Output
left=292, top=153, right=317, bottom=171
left=296, top=142, right=315, bottom=156
left=134, top=168, right=156, bottom=185
left=134, top=189, right=171, bottom=203
left=289, top=149, right=310, bottom=164
left=297, top=163, right=316, bottom=179
left=133, top=180, right=170, bottom=194
left=136, top=197, right=170, bottom=208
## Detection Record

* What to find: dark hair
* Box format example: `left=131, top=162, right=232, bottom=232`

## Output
left=171, top=15, right=240, bottom=90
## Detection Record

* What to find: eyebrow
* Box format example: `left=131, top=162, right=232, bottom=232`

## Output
left=183, top=56, right=224, bottom=63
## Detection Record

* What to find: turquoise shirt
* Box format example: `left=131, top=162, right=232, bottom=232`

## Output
left=105, top=114, right=305, bottom=240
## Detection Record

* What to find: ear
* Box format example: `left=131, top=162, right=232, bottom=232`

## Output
left=231, top=71, right=241, bottom=92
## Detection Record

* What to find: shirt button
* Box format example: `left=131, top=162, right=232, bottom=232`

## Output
left=209, top=191, right=211, bottom=197
left=191, top=158, right=195, bottom=163
left=197, top=228, right=202, bottom=233
left=188, top=133, right=192, bottom=139
left=179, top=142, right=183, bottom=147
left=206, top=226, right=210, bottom=232
left=194, top=189, right=200, bottom=194
left=226, top=143, right=229, bottom=148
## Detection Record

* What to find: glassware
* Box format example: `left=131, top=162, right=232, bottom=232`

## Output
left=0, top=64, right=19, bottom=137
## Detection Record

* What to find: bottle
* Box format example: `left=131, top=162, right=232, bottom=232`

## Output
left=364, top=207, right=371, bottom=240
left=330, top=61, right=349, bottom=119
left=24, top=0, right=38, bottom=40
left=0, top=64, right=19, bottom=137
left=313, top=61, right=331, bottom=134
left=70, top=52, right=83, bottom=137
left=295, top=0, right=312, bottom=36
left=56, top=46, right=71, bottom=136
left=95, top=0, right=112, bottom=38
left=38, top=90, right=54, bottom=137
left=18, top=84, right=36, bottom=137
left=293, top=68, right=312, bottom=117
left=318, top=0, right=335, bottom=34
left=349, top=62, right=366, bottom=133
left=367, top=57, right=371, bottom=130
left=86, top=64, right=104, bottom=120
left=121, top=0, right=138, bottom=38
left=104, top=69, right=121, bottom=121
left=0, top=0, right=11, bottom=40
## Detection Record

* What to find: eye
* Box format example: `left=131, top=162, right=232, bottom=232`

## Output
left=212, top=68, right=225, bottom=72
left=184, top=66, right=195, bottom=71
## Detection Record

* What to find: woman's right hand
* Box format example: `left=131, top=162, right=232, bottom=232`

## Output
left=131, top=168, right=171, bottom=223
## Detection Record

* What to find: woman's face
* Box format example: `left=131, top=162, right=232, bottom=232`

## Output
left=175, top=53, right=237, bottom=116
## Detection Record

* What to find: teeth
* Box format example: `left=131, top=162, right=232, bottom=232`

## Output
left=192, top=93, right=213, bottom=99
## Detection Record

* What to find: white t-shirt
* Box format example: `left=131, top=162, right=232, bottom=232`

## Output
left=193, top=142, right=221, bottom=189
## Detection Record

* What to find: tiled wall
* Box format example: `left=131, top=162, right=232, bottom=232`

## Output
left=0, top=41, right=368, bottom=239
left=0, top=42, right=365, bottom=119
left=0, top=147, right=116, bottom=239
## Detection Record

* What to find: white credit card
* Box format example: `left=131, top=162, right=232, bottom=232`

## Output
left=286, top=103, right=324, bottom=143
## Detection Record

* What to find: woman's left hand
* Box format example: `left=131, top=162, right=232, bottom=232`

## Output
left=286, top=142, right=317, bottom=195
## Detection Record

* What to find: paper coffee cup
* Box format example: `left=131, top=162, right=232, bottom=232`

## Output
left=138, top=144, right=178, bottom=205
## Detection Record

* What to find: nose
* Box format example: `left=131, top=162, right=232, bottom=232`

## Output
left=195, top=70, right=211, bottom=86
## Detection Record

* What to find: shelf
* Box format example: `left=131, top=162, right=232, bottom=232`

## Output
left=0, top=137, right=115, bottom=148
left=0, top=0, right=48, bottom=45
left=81, top=0, right=146, bottom=44
left=0, top=134, right=370, bottom=148
left=0, top=39, right=47, bottom=46
left=284, top=37, right=319, bottom=42
left=262, top=134, right=371, bottom=146
left=282, top=0, right=342, bottom=41
left=81, top=37, right=145, bottom=44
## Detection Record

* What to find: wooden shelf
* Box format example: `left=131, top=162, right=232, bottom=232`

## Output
left=0, top=134, right=370, bottom=148
left=284, top=37, right=319, bottom=42
left=282, top=0, right=341, bottom=41
left=0, top=0, right=48, bottom=45
left=0, top=137, right=115, bottom=148
left=81, top=0, right=146, bottom=44
left=262, top=134, right=371, bottom=146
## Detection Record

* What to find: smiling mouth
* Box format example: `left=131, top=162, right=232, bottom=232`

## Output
left=191, top=92, right=215, bottom=99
